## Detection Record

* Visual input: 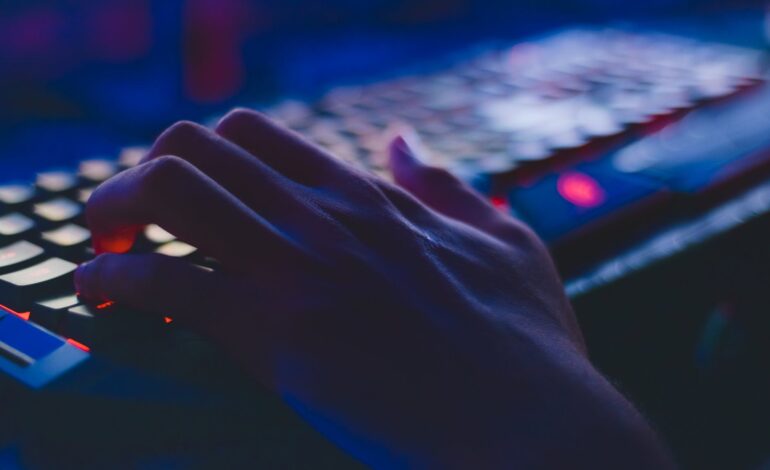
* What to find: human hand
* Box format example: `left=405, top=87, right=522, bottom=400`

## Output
left=75, top=111, right=672, bottom=468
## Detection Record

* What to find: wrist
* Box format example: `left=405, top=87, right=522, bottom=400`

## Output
left=412, top=354, right=674, bottom=469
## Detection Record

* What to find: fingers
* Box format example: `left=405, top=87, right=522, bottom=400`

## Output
left=87, top=155, right=298, bottom=270
left=74, top=253, right=236, bottom=333
left=140, top=120, right=310, bottom=222
left=389, top=135, right=507, bottom=232
left=214, top=108, right=352, bottom=186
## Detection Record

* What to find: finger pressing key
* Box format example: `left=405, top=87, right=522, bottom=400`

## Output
left=86, top=155, right=301, bottom=270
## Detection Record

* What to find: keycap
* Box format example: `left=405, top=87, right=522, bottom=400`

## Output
left=33, top=198, right=82, bottom=224
left=0, top=213, right=35, bottom=239
left=144, top=224, right=175, bottom=244
left=0, top=258, right=77, bottom=308
left=41, top=224, right=90, bottom=248
left=0, top=241, right=44, bottom=271
left=36, top=171, right=78, bottom=194
left=41, top=224, right=91, bottom=260
left=77, top=187, right=96, bottom=204
left=156, top=241, right=196, bottom=258
left=0, top=184, right=35, bottom=208
left=60, top=303, right=166, bottom=346
left=79, top=159, right=118, bottom=183
left=511, top=141, right=552, bottom=162
left=31, top=294, right=79, bottom=329
left=118, top=146, right=147, bottom=169
left=60, top=305, right=97, bottom=343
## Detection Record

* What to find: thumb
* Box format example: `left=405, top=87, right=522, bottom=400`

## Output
left=389, top=133, right=504, bottom=231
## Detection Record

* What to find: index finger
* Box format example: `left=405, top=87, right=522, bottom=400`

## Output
left=87, top=155, right=300, bottom=270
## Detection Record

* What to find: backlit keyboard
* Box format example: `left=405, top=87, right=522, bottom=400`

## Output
left=0, top=152, right=194, bottom=388
left=1, top=27, right=769, bottom=391
left=262, top=28, right=768, bottom=271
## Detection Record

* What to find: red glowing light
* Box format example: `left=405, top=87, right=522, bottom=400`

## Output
left=556, top=172, right=606, bottom=208
left=490, top=196, right=508, bottom=211
left=0, top=303, right=30, bottom=321
left=67, top=338, right=90, bottom=352
left=163, top=317, right=173, bottom=324
left=95, top=300, right=116, bottom=310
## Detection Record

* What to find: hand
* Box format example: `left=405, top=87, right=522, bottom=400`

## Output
left=75, top=110, right=672, bottom=468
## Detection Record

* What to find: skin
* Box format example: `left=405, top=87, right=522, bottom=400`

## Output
left=74, top=110, right=674, bottom=468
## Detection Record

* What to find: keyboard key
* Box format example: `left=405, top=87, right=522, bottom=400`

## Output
left=144, top=224, right=175, bottom=244
left=0, top=241, right=44, bottom=271
left=31, top=294, right=79, bottom=329
left=0, top=184, right=35, bottom=208
left=0, top=213, right=35, bottom=239
left=156, top=241, right=196, bottom=258
left=41, top=224, right=91, bottom=260
left=60, top=303, right=167, bottom=346
left=36, top=171, right=78, bottom=194
left=118, top=146, right=147, bottom=169
left=41, top=224, right=90, bottom=248
left=33, top=198, right=82, bottom=225
left=79, top=159, right=118, bottom=183
left=77, top=187, right=96, bottom=204
left=37, top=294, right=80, bottom=310
left=0, top=258, right=77, bottom=308
left=60, top=305, right=97, bottom=343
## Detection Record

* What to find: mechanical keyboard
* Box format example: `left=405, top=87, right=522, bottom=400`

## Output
left=262, top=28, right=768, bottom=273
left=0, top=24, right=766, bottom=388
left=1, top=25, right=769, bottom=468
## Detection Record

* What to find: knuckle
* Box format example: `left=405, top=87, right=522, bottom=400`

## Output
left=215, top=108, right=259, bottom=134
left=153, top=120, right=206, bottom=152
left=162, top=120, right=205, bottom=141
left=140, top=155, right=190, bottom=193
left=505, top=220, right=547, bottom=251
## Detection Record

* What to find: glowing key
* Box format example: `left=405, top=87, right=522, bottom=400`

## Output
left=490, top=196, right=508, bottom=211
left=556, top=172, right=606, bottom=208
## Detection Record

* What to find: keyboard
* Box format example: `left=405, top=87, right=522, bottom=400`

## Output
left=0, top=25, right=769, bottom=468
left=0, top=150, right=360, bottom=467
left=261, top=28, right=768, bottom=274
left=0, top=24, right=766, bottom=386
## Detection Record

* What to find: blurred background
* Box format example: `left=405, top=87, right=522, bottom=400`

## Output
left=0, top=0, right=766, bottom=178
